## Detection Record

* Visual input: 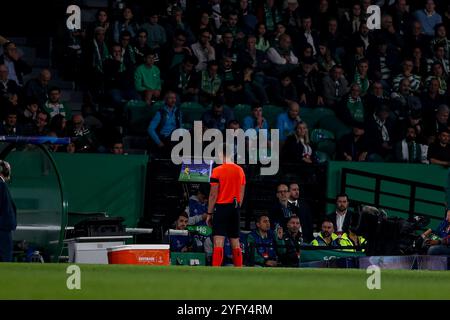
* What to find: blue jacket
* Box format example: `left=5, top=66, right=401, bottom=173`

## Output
left=223, top=234, right=247, bottom=260
left=276, top=112, right=297, bottom=142
left=148, top=105, right=182, bottom=145
left=242, top=116, right=270, bottom=140
left=170, top=234, right=194, bottom=252
left=0, top=180, right=16, bottom=231
left=188, top=196, right=207, bottom=226
left=413, top=10, right=442, bottom=37
left=247, top=230, right=278, bottom=266
left=201, top=107, right=235, bottom=132
left=435, top=220, right=450, bottom=239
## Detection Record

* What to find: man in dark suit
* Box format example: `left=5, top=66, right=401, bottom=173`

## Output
left=0, top=160, right=17, bottom=262
left=296, top=16, right=320, bottom=57
left=288, top=183, right=314, bottom=243
left=0, top=64, right=19, bottom=98
left=270, top=183, right=299, bottom=230
left=321, top=65, right=349, bottom=108
left=365, top=104, right=396, bottom=161
left=327, top=193, right=353, bottom=235
left=0, top=42, right=32, bottom=87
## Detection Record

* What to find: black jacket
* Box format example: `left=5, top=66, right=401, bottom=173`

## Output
left=281, top=134, right=314, bottom=164
left=367, top=51, right=400, bottom=81
left=288, top=200, right=314, bottom=243
left=24, top=78, right=48, bottom=108
left=0, top=179, right=17, bottom=231
left=280, top=231, right=303, bottom=267
left=365, top=116, right=395, bottom=157
left=0, top=79, right=19, bottom=97
left=336, top=133, right=368, bottom=161
left=103, top=58, right=135, bottom=90
left=327, top=210, right=353, bottom=234
left=165, top=64, right=200, bottom=96
left=270, top=201, right=314, bottom=243
left=270, top=201, right=298, bottom=230
left=0, top=55, right=32, bottom=86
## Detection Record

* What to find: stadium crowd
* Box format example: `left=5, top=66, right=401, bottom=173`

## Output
left=169, top=185, right=341, bottom=267
left=172, top=187, right=450, bottom=266
left=0, top=0, right=449, bottom=164
left=0, top=0, right=450, bottom=264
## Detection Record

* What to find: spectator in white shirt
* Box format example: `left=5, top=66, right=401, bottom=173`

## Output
left=191, top=30, right=216, bottom=72
left=327, top=193, right=353, bottom=235
left=267, top=34, right=299, bottom=76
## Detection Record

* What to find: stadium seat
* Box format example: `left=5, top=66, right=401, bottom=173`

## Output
left=310, top=128, right=335, bottom=144
left=233, top=104, right=252, bottom=124
left=125, top=100, right=160, bottom=136
left=316, top=141, right=336, bottom=158
left=310, top=128, right=336, bottom=158
left=298, top=107, right=315, bottom=129
left=180, top=102, right=209, bottom=130
left=313, top=107, right=336, bottom=118
left=317, top=115, right=351, bottom=140
left=314, top=151, right=330, bottom=163
left=153, top=100, right=165, bottom=109
left=263, top=105, right=284, bottom=129
left=304, top=107, right=336, bottom=129
left=123, top=135, right=149, bottom=152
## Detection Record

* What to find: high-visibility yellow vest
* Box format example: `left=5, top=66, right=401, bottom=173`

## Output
left=311, top=233, right=339, bottom=246
left=338, top=233, right=366, bottom=252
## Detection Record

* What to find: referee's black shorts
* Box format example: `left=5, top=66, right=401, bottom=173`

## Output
left=212, top=203, right=240, bottom=238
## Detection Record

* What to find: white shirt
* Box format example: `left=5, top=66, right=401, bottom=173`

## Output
left=360, top=35, right=369, bottom=50
left=0, top=79, right=9, bottom=91
left=267, top=47, right=298, bottom=65
left=191, top=42, right=216, bottom=72
left=287, top=199, right=302, bottom=232
left=352, top=19, right=361, bottom=34
left=302, top=143, right=313, bottom=157
left=304, top=32, right=317, bottom=56
left=212, top=4, right=222, bottom=30
left=335, top=211, right=346, bottom=232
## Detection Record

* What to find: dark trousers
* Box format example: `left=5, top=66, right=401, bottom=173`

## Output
left=150, top=136, right=176, bottom=159
left=0, top=230, right=13, bottom=262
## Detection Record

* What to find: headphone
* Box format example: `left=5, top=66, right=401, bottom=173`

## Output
left=0, top=160, right=11, bottom=179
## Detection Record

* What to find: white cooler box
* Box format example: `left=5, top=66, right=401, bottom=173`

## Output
left=66, top=236, right=132, bottom=264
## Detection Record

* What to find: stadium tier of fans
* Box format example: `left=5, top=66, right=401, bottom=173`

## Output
left=173, top=188, right=450, bottom=266
left=0, top=0, right=449, bottom=164
left=1, top=0, right=450, bottom=265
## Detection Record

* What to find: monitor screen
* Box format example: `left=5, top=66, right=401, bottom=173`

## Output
left=178, top=159, right=213, bottom=183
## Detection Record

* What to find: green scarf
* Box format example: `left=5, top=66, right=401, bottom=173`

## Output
left=264, top=4, right=275, bottom=31
left=93, top=40, right=110, bottom=73
left=347, top=96, right=364, bottom=122
left=264, top=4, right=281, bottom=32
left=126, top=46, right=136, bottom=66
left=354, top=72, right=369, bottom=95
left=408, top=141, right=418, bottom=162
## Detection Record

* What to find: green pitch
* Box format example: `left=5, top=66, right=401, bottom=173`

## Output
left=1, top=263, right=449, bottom=300
left=178, top=172, right=209, bottom=183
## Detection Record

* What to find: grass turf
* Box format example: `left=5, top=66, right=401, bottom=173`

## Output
left=0, top=263, right=449, bottom=300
